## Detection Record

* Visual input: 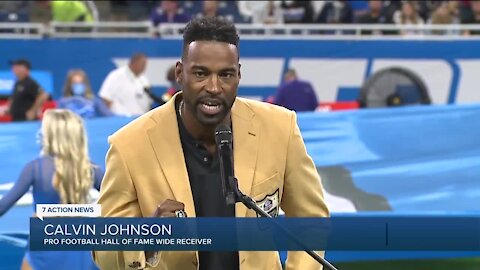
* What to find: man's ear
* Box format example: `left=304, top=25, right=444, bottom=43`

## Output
left=238, top=63, right=241, bottom=80
left=175, top=61, right=183, bottom=84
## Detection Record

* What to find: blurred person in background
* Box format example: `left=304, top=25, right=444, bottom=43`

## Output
left=50, top=0, right=97, bottom=32
left=150, top=0, right=191, bottom=26
left=0, top=1, right=30, bottom=23
left=274, top=69, right=318, bottom=112
left=0, top=109, right=103, bottom=270
left=428, top=2, right=459, bottom=35
left=447, top=1, right=461, bottom=29
left=195, top=0, right=234, bottom=22
left=316, top=0, right=353, bottom=24
left=356, top=0, right=394, bottom=35
left=357, top=0, right=385, bottom=23
left=393, top=1, right=425, bottom=36
left=28, top=0, right=99, bottom=24
left=98, top=53, right=153, bottom=117
left=461, top=0, right=480, bottom=35
left=417, top=0, right=447, bottom=22
left=199, top=0, right=219, bottom=18
left=58, top=69, right=112, bottom=118
left=382, top=0, right=402, bottom=24
left=356, top=0, right=397, bottom=35
left=109, top=0, right=129, bottom=21
left=160, top=65, right=181, bottom=104
left=51, top=0, right=95, bottom=22
left=238, top=1, right=268, bottom=22
left=238, top=0, right=283, bottom=24
left=349, top=0, right=369, bottom=18
left=281, top=0, right=315, bottom=23
left=29, top=0, right=52, bottom=25
left=0, top=59, right=49, bottom=122
left=253, top=0, right=284, bottom=24
left=458, top=0, right=473, bottom=24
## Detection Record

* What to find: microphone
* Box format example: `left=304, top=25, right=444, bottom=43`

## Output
left=214, top=128, right=337, bottom=270
left=214, top=126, right=337, bottom=269
left=215, top=124, right=237, bottom=206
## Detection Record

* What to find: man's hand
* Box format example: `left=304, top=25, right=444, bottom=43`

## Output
left=28, top=90, right=49, bottom=120
left=146, top=200, right=187, bottom=262
left=25, top=109, right=37, bottom=120
left=152, top=199, right=186, bottom=217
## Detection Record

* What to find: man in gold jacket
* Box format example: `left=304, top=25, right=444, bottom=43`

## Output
left=93, top=17, right=329, bottom=270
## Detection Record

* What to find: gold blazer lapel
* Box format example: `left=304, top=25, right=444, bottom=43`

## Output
left=231, top=98, right=259, bottom=218
left=146, top=97, right=196, bottom=217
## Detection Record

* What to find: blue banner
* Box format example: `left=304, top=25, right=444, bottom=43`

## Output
left=2, top=39, right=480, bottom=103
left=30, top=217, right=480, bottom=251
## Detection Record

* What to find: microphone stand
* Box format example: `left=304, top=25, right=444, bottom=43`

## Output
left=227, top=176, right=338, bottom=270
left=144, top=87, right=165, bottom=106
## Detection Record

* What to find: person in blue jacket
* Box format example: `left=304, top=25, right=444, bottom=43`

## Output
left=58, top=69, right=112, bottom=118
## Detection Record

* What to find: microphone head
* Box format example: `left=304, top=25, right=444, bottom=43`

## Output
left=215, top=124, right=232, bottom=145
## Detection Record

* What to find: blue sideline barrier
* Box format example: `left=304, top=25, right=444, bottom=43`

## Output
left=1, top=103, right=480, bottom=266
left=300, top=103, right=480, bottom=212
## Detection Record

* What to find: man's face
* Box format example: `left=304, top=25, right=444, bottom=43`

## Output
left=162, top=0, right=178, bottom=13
left=402, top=2, right=414, bottom=17
left=203, top=1, right=219, bottom=16
left=177, top=41, right=240, bottom=127
left=369, top=0, right=382, bottom=13
left=12, top=64, right=28, bottom=79
left=131, top=57, right=147, bottom=76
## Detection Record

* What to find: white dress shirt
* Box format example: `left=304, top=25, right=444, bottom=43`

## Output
left=99, top=66, right=152, bottom=117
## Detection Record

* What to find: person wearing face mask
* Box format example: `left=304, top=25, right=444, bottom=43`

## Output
left=57, top=69, right=112, bottom=118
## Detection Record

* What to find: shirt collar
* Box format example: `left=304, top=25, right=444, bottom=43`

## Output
left=124, top=65, right=138, bottom=79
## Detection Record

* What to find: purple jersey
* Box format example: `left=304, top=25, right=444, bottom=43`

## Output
left=274, top=79, right=319, bottom=112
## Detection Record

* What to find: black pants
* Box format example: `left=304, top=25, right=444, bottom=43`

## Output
left=11, top=114, right=27, bottom=122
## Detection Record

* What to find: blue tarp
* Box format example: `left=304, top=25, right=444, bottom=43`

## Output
left=1, top=104, right=480, bottom=225
left=300, top=104, right=480, bottom=212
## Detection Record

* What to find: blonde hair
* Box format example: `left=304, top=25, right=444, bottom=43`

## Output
left=41, top=109, right=93, bottom=204
left=431, top=4, right=453, bottom=25
left=62, top=69, right=94, bottom=99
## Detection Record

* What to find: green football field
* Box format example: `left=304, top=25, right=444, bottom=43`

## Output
left=334, top=258, right=480, bottom=270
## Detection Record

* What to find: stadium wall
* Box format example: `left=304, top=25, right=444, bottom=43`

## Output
left=1, top=39, right=480, bottom=103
